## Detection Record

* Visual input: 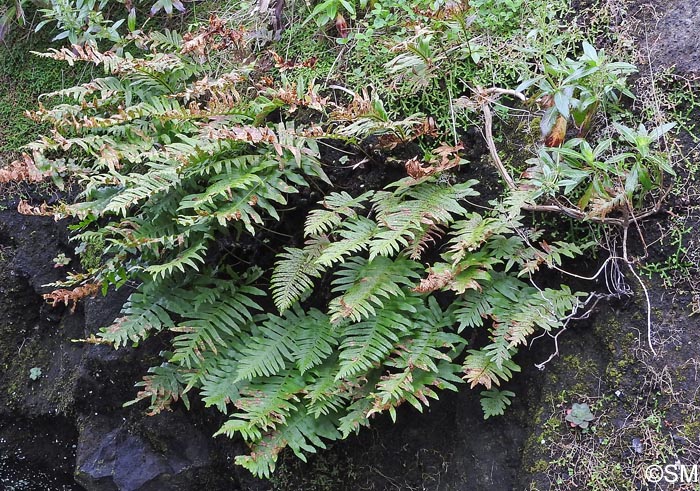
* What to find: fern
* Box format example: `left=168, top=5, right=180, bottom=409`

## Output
left=271, top=241, right=325, bottom=313
left=293, top=310, right=338, bottom=374
left=336, top=296, right=421, bottom=379
left=303, top=190, right=374, bottom=236
left=29, top=18, right=614, bottom=479
left=235, top=308, right=311, bottom=381
left=314, top=216, right=377, bottom=267
left=480, top=389, right=516, bottom=419
left=462, top=350, right=521, bottom=389
left=230, top=407, right=340, bottom=478
left=169, top=272, right=264, bottom=371
left=328, top=256, right=421, bottom=323
left=369, top=179, right=478, bottom=259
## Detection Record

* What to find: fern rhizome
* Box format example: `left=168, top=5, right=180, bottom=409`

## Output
left=15, top=4, right=674, bottom=479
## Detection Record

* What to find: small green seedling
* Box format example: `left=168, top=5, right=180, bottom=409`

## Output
left=565, top=402, right=594, bottom=429
left=29, top=367, right=42, bottom=381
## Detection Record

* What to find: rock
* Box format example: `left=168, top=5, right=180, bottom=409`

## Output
left=75, top=413, right=213, bottom=491
left=631, top=0, right=700, bottom=74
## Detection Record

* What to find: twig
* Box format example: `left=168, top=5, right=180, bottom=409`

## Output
left=477, top=86, right=519, bottom=190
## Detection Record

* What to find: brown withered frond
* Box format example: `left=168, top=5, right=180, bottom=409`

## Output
left=405, top=142, right=463, bottom=179
left=43, top=283, right=101, bottom=312
left=412, top=269, right=454, bottom=293
left=17, top=199, right=54, bottom=217
left=0, top=155, right=50, bottom=184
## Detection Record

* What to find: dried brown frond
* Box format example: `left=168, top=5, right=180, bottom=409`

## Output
left=43, top=282, right=101, bottom=312
left=204, top=125, right=278, bottom=145
left=268, top=50, right=318, bottom=71
left=587, top=192, right=627, bottom=219
left=37, top=43, right=182, bottom=74
left=407, top=223, right=446, bottom=259
left=0, top=155, right=50, bottom=183
left=180, top=71, right=243, bottom=103
left=17, top=199, right=54, bottom=217
left=412, top=269, right=454, bottom=293
left=71, top=334, right=113, bottom=345
left=405, top=142, right=463, bottom=179
left=181, top=15, right=246, bottom=59
left=261, top=79, right=329, bottom=112
left=329, top=87, right=373, bottom=121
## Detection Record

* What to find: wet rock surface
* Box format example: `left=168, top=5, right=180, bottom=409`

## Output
left=75, top=414, right=213, bottom=491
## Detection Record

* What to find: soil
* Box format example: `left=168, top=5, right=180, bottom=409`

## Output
left=1, top=1, right=699, bottom=490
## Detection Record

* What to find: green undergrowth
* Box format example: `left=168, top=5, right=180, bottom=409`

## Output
left=0, top=25, right=82, bottom=154
left=4, top=0, right=682, bottom=479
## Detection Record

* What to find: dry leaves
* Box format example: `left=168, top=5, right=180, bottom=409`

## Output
left=43, top=283, right=101, bottom=312
left=412, top=269, right=454, bottom=293
left=405, top=142, right=463, bottom=179
left=17, top=200, right=54, bottom=217
left=0, top=155, right=50, bottom=184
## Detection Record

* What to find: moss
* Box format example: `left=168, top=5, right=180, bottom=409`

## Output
left=80, top=238, right=106, bottom=272
left=681, top=420, right=700, bottom=441
left=528, top=459, right=549, bottom=473
left=0, top=21, right=81, bottom=153
left=270, top=446, right=358, bottom=491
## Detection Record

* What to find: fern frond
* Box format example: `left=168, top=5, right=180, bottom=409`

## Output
left=293, top=310, right=338, bottom=374
left=304, top=363, right=349, bottom=417
left=271, top=241, right=326, bottom=313
left=304, top=190, right=374, bottom=236
left=462, top=349, right=520, bottom=389
left=336, top=296, right=421, bottom=379
left=215, top=374, right=306, bottom=440
left=370, top=361, right=464, bottom=422
left=124, top=363, right=190, bottom=415
left=369, top=179, right=478, bottom=259
left=328, top=256, right=421, bottom=323
left=480, top=389, right=515, bottom=419
left=314, top=216, right=377, bottom=268
left=144, top=237, right=210, bottom=280
left=100, top=283, right=178, bottom=347
left=231, top=407, right=340, bottom=478
left=200, top=356, right=241, bottom=413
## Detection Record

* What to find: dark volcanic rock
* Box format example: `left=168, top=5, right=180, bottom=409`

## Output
left=75, top=414, right=212, bottom=491
left=631, top=0, right=700, bottom=74
left=0, top=210, right=249, bottom=490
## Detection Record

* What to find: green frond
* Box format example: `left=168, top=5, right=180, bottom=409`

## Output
left=369, top=179, right=478, bottom=259
left=304, top=190, right=375, bottom=237
left=124, top=363, right=190, bottom=415
left=314, top=216, right=377, bottom=268
left=371, top=361, right=464, bottom=422
left=200, top=356, right=241, bottom=413
left=304, top=363, right=349, bottom=417
left=336, top=296, right=421, bottom=380
left=232, top=407, right=340, bottom=478
left=170, top=289, right=263, bottom=370
left=293, top=309, right=338, bottom=374
left=99, top=281, right=178, bottom=347
left=235, top=307, right=336, bottom=381
left=214, top=374, right=306, bottom=441
left=235, top=310, right=303, bottom=381
left=271, top=245, right=324, bottom=313
left=480, top=389, right=516, bottom=419
left=144, top=237, right=210, bottom=280
left=462, top=350, right=521, bottom=389
left=102, top=167, right=181, bottom=217
left=328, top=256, right=421, bottom=323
